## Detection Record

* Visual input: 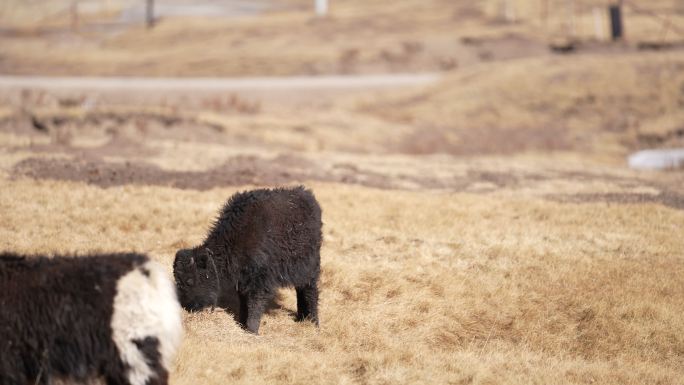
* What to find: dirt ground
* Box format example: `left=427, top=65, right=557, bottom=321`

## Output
left=1, top=1, right=684, bottom=385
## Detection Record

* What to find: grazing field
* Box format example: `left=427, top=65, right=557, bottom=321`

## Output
left=2, top=53, right=684, bottom=383
left=1, top=1, right=684, bottom=384
left=1, top=174, right=683, bottom=384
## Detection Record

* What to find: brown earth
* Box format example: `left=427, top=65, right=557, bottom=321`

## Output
left=10, top=151, right=684, bottom=211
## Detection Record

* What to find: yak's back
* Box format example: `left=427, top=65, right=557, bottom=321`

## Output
left=0, top=252, right=147, bottom=288
left=225, top=186, right=319, bottom=216
left=205, top=186, right=322, bottom=256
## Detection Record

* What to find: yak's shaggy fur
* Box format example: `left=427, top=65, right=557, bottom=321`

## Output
left=174, top=186, right=322, bottom=334
left=0, top=252, right=183, bottom=385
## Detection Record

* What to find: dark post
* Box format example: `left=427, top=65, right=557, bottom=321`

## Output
left=609, top=2, right=623, bottom=40
left=146, top=0, right=155, bottom=28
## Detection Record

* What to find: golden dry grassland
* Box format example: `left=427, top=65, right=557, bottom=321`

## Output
left=1, top=155, right=683, bottom=384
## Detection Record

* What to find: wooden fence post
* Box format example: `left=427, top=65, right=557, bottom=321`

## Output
left=609, top=2, right=623, bottom=40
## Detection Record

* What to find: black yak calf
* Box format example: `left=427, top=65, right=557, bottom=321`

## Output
left=0, top=252, right=183, bottom=385
left=174, top=186, right=322, bottom=334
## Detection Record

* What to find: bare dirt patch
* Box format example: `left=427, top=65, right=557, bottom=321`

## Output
left=10, top=155, right=403, bottom=191
left=12, top=155, right=306, bottom=190
left=8, top=155, right=538, bottom=191
left=12, top=155, right=683, bottom=213
left=11, top=153, right=480, bottom=191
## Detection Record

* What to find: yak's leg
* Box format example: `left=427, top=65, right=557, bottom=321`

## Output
left=240, top=291, right=271, bottom=334
left=295, top=286, right=309, bottom=321
left=295, top=280, right=319, bottom=326
left=238, top=292, right=249, bottom=328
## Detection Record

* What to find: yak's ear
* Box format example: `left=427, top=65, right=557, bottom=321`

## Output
left=175, top=249, right=195, bottom=269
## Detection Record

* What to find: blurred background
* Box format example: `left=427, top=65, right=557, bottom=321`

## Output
left=0, top=0, right=683, bottom=170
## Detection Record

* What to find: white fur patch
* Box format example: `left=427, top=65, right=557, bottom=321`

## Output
left=111, top=261, right=183, bottom=385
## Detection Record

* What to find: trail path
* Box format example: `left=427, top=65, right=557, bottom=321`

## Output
left=0, top=73, right=440, bottom=91
left=0, top=73, right=441, bottom=105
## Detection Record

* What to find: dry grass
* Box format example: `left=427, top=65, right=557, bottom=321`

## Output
left=362, top=50, right=684, bottom=162
left=0, top=0, right=130, bottom=28
left=1, top=171, right=683, bottom=384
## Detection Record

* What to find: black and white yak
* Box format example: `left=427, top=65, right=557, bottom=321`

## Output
left=173, top=186, right=322, bottom=334
left=0, top=252, right=183, bottom=385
